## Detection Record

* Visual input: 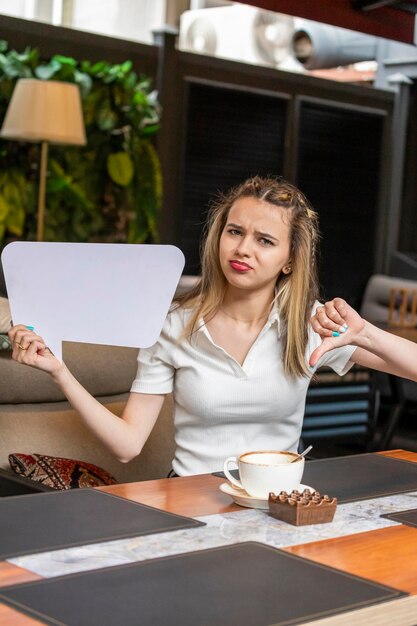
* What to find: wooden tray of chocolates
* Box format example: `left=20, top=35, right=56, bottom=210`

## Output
left=268, top=489, right=337, bottom=526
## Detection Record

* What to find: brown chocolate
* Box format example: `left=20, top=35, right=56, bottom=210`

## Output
left=268, top=489, right=337, bottom=526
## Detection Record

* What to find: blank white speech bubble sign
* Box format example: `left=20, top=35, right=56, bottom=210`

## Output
left=2, top=242, right=185, bottom=361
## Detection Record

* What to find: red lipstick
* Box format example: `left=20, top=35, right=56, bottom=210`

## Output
left=229, top=260, right=252, bottom=272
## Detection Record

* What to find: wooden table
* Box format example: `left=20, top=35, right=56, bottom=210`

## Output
left=1, top=450, right=417, bottom=625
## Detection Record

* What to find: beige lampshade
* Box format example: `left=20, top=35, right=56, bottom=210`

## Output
left=0, top=78, right=86, bottom=145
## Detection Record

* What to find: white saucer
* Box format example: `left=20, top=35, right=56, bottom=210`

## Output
left=219, top=482, right=315, bottom=510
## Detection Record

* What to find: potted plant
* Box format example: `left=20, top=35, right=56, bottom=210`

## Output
left=0, top=41, right=162, bottom=245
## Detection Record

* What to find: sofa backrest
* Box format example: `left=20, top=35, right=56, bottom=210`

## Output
left=360, top=274, right=417, bottom=324
left=1, top=342, right=139, bottom=404
left=0, top=392, right=176, bottom=483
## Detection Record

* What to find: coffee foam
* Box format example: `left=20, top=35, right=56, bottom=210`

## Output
left=240, top=451, right=297, bottom=466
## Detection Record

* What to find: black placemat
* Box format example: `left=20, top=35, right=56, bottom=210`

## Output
left=303, top=454, right=417, bottom=503
left=214, top=454, right=417, bottom=503
left=0, top=542, right=405, bottom=626
left=0, top=488, right=204, bottom=559
left=381, top=508, right=417, bottom=528
left=0, top=468, right=53, bottom=497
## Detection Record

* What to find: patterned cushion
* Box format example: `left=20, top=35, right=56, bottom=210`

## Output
left=9, top=453, right=118, bottom=490
left=0, top=334, right=11, bottom=351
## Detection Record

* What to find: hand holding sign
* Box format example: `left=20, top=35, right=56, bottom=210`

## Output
left=2, top=242, right=185, bottom=361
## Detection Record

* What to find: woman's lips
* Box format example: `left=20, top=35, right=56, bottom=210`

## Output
left=229, top=260, right=252, bottom=272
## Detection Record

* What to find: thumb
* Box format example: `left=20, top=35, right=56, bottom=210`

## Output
left=309, top=337, right=340, bottom=368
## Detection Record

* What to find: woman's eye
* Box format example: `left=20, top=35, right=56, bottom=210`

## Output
left=259, top=237, right=274, bottom=246
left=228, top=228, right=241, bottom=236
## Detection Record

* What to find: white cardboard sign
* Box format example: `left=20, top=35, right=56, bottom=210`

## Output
left=2, top=242, right=185, bottom=360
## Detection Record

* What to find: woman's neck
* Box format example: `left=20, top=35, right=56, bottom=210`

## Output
left=220, top=287, right=275, bottom=324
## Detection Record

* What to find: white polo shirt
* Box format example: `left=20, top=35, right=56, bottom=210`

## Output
left=131, top=304, right=356, bottom=476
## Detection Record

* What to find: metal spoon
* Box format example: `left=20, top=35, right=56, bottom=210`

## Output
left=291, top=445, right=313, bottom=462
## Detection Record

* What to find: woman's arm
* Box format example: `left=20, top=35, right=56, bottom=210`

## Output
left=9, top=325, right=165, bottom=462
left=309, top=298, right=417, bottom=382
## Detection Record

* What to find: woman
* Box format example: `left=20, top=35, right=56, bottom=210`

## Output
left=9, top=176, right=364, bottom=476
left=310, top=297, right=417, bottom=383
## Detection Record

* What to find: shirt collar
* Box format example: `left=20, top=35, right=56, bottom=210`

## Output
left=194, top=296, right=282, bottom=337
left=267, top=299, right=281, bottom=337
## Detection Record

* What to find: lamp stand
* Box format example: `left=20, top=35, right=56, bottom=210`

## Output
left=37, top=140, right=49, bottom=242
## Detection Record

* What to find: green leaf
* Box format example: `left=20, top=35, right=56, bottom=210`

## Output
left=3, top=55, right=33, bottom=79
left=35, top=59, right=61, bottom=80
left=74, top=69, right=92, bottom=97
left=0, top=194, right=9, bottom=221
left=121, top=60, right=132, bottom=73
left=96, top=98, right=118, bottom=130
left=140, top=123, right=160, bottom=137
left=6, top=204, right=25, bottom=235
left=2, top=181, right=22, bottom=214
left=52, top=55, right=77, bottom=67
left=107, top=152, right=134, bottom=187
left=83, top=60, right=108, bottom=76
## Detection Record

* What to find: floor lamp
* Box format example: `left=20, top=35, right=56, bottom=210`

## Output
left=0, top=78, right=86, bottom=241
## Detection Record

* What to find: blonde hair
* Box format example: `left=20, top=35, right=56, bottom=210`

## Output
left=176, top=176, right=321, bottom=378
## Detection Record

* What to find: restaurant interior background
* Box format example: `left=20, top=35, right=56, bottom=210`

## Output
left=1, top=0, right=417, bottom=458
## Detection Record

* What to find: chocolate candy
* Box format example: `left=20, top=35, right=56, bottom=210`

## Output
left=268, top=489, right=337, bottom=526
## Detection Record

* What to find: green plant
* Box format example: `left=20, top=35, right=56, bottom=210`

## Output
left=0, top=41, right=162, bottom=244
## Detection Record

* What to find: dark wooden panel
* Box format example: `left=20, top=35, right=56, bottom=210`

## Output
left=180, top=81, right=287, bottom=273
left=297, top=101, right=384, bottom=304
left=399, top=83, right=417, bottom=256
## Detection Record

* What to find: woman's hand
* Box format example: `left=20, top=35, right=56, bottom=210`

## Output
left=309, top=298, right=365, bottom=367
left=8, top=324, right=62, bottom=375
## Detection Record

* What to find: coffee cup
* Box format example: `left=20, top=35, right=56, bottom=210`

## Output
left=223, top=450, right=304, bottom=499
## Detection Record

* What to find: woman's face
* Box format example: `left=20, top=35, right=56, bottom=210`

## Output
left=219, top=197, right=292, bottom=293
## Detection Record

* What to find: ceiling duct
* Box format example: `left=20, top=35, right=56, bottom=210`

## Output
left=179, top=5, right=302, bottom=69
left=292, top=20, right=379, bottom=70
